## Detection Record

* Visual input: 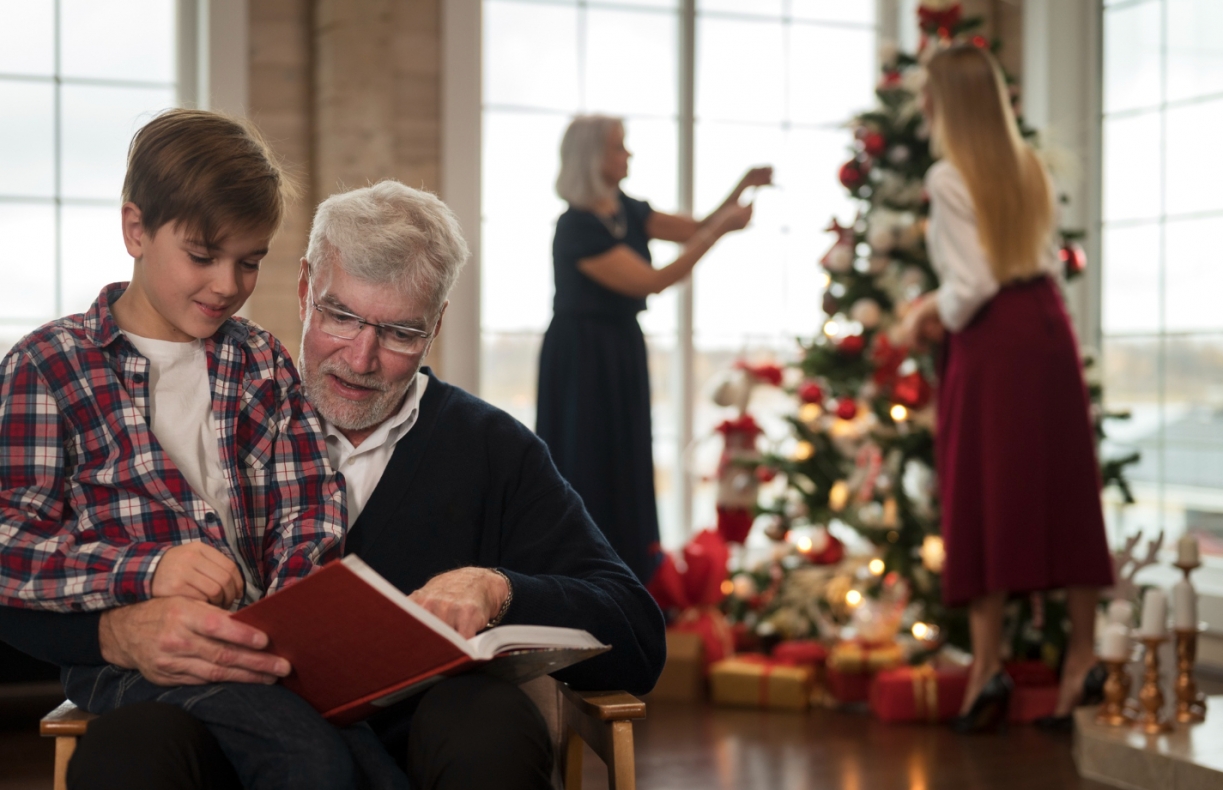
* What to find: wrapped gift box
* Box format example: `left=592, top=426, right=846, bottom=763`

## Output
left=1008, top=684, right=1058, bottom=723
left=772, top=639, right=829, bottom=669
left=869, top=665, right=969, bottom=723
left=710, top=656, right=815, bottom=712
left=649, top=630, right=705, bottom=702
left=826, top=640, right=904, bottom=704
left=672, top=607, right=735, bottom=672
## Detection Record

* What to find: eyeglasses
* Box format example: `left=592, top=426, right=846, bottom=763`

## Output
left=310, top=298, right=432, bottom=355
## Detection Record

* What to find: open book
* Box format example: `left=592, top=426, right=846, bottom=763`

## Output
left=232, top=556, right=609, bottom=726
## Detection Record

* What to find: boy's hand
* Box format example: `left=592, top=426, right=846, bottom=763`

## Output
left=99, top=598, right=291, bottom=686
left=152, top=543, right=245, bottom=609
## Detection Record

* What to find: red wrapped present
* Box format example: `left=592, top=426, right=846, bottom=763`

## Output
left=1008, top=685, right=1058, bottom=724
left=772, top=639, right=829, bottom=669
left=826, top=640, right=904, bottom=704
left=646, top=530, right=730, bottom=612
left=710, top=655, right=815, bottom=712
left=826, top=666, right=873, bottom=704
left=1004, top=660, right=1058, bottom=688
left=869, top=665, right=969, bottom=723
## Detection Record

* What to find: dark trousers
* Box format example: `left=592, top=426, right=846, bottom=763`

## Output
left=68, top=674, right=554, bottom=790
left=63, top=665, right=408, bottom=790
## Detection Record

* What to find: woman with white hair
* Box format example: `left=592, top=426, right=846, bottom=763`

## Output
left=536, top=114, right=771, bottom=583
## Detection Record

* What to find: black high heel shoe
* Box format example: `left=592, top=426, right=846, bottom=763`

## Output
left=1035, top=662, right=1108, bottom=732
left=951, top=670, right=1013, bottom=734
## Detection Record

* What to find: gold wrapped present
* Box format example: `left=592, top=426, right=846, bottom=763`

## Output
left=827, top=639, right=904, bottom=674
left=709, top=656, right=815, bottom=712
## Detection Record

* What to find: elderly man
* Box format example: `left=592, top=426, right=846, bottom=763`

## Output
left=0, top=182, right=666, bottom=789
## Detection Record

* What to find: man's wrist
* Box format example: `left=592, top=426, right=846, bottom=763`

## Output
left=98, top=608, right=130, bottom=668
left=485, top=569, right=513, bottom=628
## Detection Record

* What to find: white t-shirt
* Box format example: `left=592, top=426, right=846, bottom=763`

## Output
left=122, top=332, right=259, bottom=603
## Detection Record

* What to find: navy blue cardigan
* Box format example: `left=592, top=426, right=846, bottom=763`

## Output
left=0, top=369, right=666, bottom=695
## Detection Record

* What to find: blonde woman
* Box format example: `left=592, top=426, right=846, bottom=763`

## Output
left=536, top=115, right=770, bottom=582
left=901, top=46, right=1113, bottom=733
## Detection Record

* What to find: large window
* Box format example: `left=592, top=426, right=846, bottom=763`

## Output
left=1100, top=0, right=1223, bottom=566
left=480, top=0, right=877, bottom=546
left=0, top=0, right=179, bottom=354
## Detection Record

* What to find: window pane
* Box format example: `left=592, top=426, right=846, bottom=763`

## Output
left=0, top=0, right=54, bottom=76
left=792, top=0, right=876, bottom=24
left=1166, top=97, right=1223, bottom=217
left=485, top=1, right=579, bottom=110
left=1168, top=0, right=1223, bottom=103
left=694, top=121, right=783, bottom=216
left=61, top=204, right=129, bottom=316
left=1103, top=0, right=1162, bottom=113
left=480, top=331, right=543, bottom=429
left=696, top=17, right=785, bottom=124
left=697, top=0, right=783, bottom=17
left=60, top=0, right=176, bottom=84
left=1166, top=216, right=1223, bottom=333
left=1101, top=223, right=1160, bottom=335
left=1165, top=335, right=1223, bottom=410
left=789, top=24, right=875, bottom=126
left=0, top=81, right=55, bottom=198
left=0, top=203, right=56, bottom=322
left=585, top=8, right=678, bottom=117
left=61, top=84, right=176, bottom=200
left=1102, top=112, right=1161, bottom=223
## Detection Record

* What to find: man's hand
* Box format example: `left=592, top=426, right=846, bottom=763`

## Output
left=409, top=568, right=510, bottom=639
left=152, top=542, right=245, bottom=608
left=99, top=598, right=290, bottom=686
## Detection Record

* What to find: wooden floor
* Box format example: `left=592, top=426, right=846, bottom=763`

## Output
left=1, top=686, right=1116, bottom=790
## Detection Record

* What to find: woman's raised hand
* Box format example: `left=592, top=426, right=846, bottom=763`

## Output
left=715, top=201, right=754, bottom=234
left=738, top=166, right=774, bottom=191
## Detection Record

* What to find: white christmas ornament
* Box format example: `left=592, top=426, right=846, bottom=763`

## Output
left=823, top=244, right=853, bottom=273
left=850, top=298, right=882, bottom=329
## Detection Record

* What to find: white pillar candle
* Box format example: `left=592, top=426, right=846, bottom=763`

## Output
left=1173, top=580, right=1197, bottom=631
left=1107, top=599, right=1134, bottom=627
left=1100, top=622, right=1130, bottom=662
left=1178, top=534, right=1200, bottom=566
left=1139, top=588, right=1167, bottom=637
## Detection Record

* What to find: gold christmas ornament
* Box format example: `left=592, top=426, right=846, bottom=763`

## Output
left=799, top=403, right=822, bottom=424
left=828, top=480, right=850, bottom=511
left=793, top=441, right=815, bottom=461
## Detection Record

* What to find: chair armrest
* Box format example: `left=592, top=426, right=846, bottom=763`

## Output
left=40, top=701, right=96, bottom=737
left=559, top=685, right=645, bottom=722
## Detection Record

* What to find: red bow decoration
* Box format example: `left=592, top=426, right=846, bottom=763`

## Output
left=871, top=333, right=909, bottom=388
left=736, top=361, right=784, bottom=387
left=716, top=414, right=763, bottom=439
left=917, top=3, right=962, bottom=34
left=646, top=529, right=731, bottom=611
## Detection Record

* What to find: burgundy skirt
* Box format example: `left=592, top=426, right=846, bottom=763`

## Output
left=936, top=276, right=1114, bottom=607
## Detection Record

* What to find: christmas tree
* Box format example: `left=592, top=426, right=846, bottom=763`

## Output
left=726, top=6, right=1137, bottom=657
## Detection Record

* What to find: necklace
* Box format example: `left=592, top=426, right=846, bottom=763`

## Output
left=596, top=203, right=627, bottom=240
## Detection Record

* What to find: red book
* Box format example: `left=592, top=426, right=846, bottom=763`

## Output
left=232, top=556, right=609, bottom=727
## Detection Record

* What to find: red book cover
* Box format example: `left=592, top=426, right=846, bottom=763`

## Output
left=232, top=556, right=607, bottom=727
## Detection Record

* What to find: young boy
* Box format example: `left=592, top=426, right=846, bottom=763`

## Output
left=0, top=110, right=407, bottom=789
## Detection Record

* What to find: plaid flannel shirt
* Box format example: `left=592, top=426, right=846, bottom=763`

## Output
left=0, top=283, right=347, bottom=612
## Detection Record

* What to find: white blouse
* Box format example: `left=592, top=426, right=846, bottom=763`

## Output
left=924, top=160, right=1059, bottom=332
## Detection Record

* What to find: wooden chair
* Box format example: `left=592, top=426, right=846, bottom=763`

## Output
left=41, top=679, right=644, bottom=790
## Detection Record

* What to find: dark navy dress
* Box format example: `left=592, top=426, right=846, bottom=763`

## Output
left=536, top=192, right=661, bottom=583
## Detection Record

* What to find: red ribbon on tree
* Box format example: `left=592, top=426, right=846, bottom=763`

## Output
left=917, top=3, right=962, bottom=34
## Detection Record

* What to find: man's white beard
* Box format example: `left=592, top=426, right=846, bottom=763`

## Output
left=301, top=349, right=416, bottom=432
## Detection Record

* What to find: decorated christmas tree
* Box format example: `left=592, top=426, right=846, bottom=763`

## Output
left=721, top=5, right=1137, bottom=658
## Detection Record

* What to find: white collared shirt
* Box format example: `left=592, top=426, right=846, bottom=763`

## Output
left=323, top=371, right=428, bottom=524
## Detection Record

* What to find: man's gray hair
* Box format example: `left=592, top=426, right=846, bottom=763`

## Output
left=555, top=115, right=622, bottom=209
left=306, top=180, right=469, bottom=317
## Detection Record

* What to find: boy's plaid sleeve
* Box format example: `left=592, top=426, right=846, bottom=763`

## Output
left=257, top=341, right=346, bottom=594
left=0, top=351, right=166, bottom=611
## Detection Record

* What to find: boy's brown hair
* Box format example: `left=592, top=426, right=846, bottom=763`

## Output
left=122, top=109, right=295, bottom=246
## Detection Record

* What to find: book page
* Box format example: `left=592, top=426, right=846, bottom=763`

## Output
left=467, top=624, right=607, bottom=660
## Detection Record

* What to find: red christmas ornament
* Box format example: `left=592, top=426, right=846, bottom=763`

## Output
left=1059, top=242, right=1087, bottom=276
left=754, top=465, right=777, bottom=483
left=798, top=381, right=824, bottom=404
left=802, top=532, right=846, bottom=566
left=862, top=132, right=886, bottom=158
left=837, top=334, right=865, bottom=355
left=870, top=334, right=909, bottom=388
left=893, top=371, right=932, bottom=410
left=839, top=159, right=867, bottom=190
left=971, top=35, right=989, bottom=49
left=835, top=397, right=858, bottom=421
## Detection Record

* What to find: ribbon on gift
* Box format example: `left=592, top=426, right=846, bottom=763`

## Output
left=727, top=654, right=777, bottom=707
left=911, top=665, right=940, bottom=724
left=828, top=639, right=904, bottom=673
